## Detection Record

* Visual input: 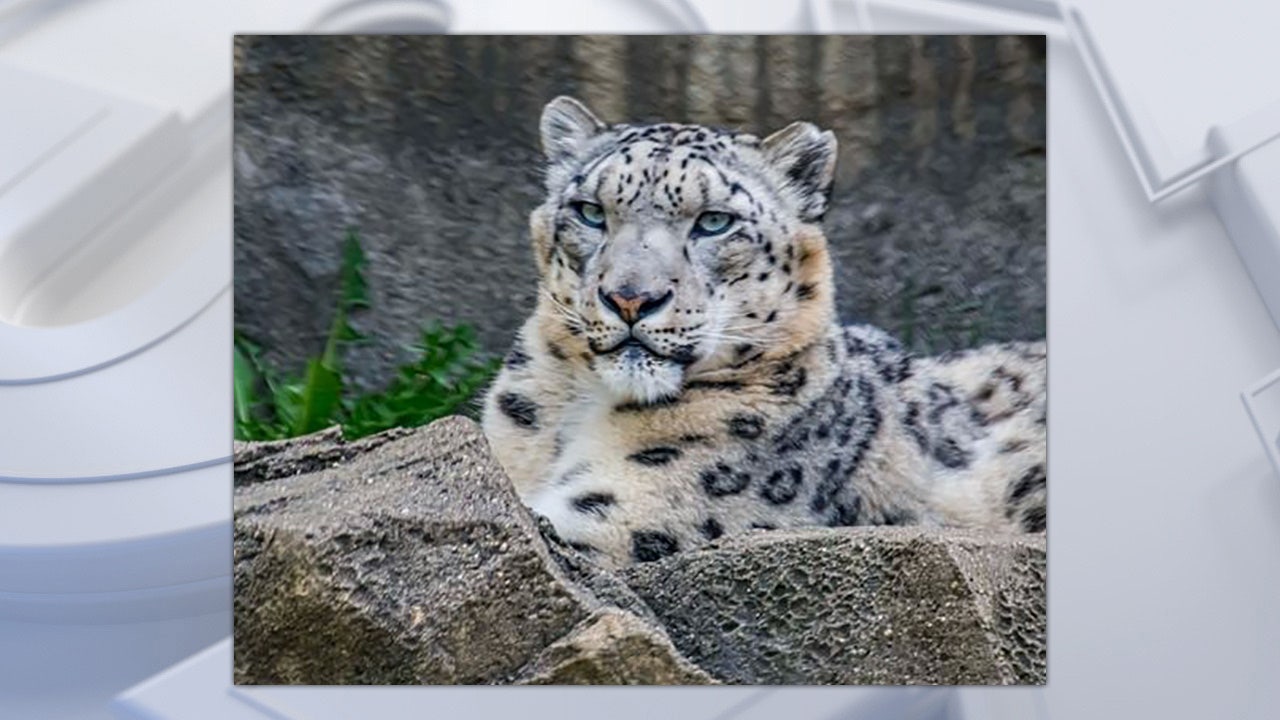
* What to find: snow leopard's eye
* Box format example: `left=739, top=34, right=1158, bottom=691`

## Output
left=572, top=201, right=606, bottom=229
left=691, top=211, right=735, bottom=237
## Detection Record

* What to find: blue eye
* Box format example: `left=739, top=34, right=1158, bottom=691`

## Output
left=692, top=211, right=735, bottom=237
left=572, top=201, right=606, bottom=229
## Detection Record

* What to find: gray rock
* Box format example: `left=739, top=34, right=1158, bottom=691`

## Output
left=515, top=609, right=718, bottom=685
left=233, top=416, right=599, bottom=684
left=233, top=416, right=1046, bottom=686
left=232, top=425, right=415, bottom=487
left=619, top=527, right=1046, bottom=685
left=535, top=515, right=663, bottom=626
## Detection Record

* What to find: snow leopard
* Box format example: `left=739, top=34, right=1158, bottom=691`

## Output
left=481, top=96, right=1046, bottom=568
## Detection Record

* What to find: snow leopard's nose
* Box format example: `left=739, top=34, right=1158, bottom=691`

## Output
left=599, top=285, right=673, bottom=325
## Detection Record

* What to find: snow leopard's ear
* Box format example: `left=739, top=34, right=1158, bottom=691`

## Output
left=540, top=96, right=605, bottom=163
left=761, top=121, right=838, bottom=222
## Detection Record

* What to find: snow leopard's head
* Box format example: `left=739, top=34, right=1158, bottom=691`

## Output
left=529, top=96, right=838, bottom=405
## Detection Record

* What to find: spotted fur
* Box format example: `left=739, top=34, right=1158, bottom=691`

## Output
left=481, top=97, right=1046, bottom=568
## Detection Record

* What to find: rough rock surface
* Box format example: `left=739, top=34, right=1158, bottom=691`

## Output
left=233, top=35, right=1046, bottom=391
left=515, top=609, right=718, bottom=685
left=234, top=416, right=1046, bottom=685
left=234, top=416, right=598, bottom=684
left=232, top=425, right=414, bottom=487
left=620, top=528, right=1046, bottom=685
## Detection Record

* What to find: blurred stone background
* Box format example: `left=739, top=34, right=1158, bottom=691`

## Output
left=234, top=35, right=1045, bottom=391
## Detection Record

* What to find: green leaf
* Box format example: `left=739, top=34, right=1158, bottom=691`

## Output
left=318, top=229, right=371, bottom=368
left=290, top=358, right=343, bottom=437
left=233, top=344, right=259, bottom=425
left=233, top=333, right=290, bottom=441
left=339, top=229, right=371, bottom=311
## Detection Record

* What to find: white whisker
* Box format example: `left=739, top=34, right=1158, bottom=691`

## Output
left=539, top=288, right=586, bottom=330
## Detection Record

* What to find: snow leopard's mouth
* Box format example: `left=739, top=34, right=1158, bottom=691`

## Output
left=594, top=336, right=699, bottom=367
left=594, top=337, right=689, bottom=405
left=596, top=336, right=664, bottom=360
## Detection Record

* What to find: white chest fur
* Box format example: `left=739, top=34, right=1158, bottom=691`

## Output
left=521, top=392, right=617, bottom=533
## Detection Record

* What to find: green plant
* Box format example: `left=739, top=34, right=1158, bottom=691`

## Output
left=234, top=230, right=499, bottom=442
left=341, top=323, right=499, bottom=439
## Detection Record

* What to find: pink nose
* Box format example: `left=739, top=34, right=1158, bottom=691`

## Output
left=598, top=286, right=673, bottom=325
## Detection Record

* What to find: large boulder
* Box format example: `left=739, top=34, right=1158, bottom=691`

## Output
left=233, top=416, right=1046, bottom=685
left=234, top=416, right=600, bottom=684
left=620, top=527, right=1046, bottom=685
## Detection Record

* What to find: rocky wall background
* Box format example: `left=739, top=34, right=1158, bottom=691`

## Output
left=233, top=35, right=1046, bottom=391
